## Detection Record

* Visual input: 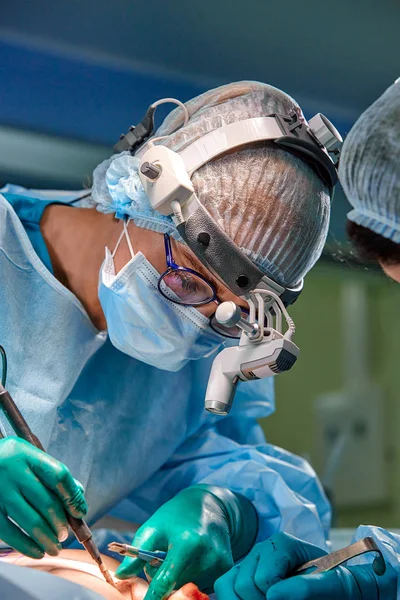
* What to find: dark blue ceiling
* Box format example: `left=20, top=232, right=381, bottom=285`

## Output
left=0, top=0, right=398, bottom=245
left=2, top=0, right=398, bottom=145
left=0, top=39, right=207, bottom=146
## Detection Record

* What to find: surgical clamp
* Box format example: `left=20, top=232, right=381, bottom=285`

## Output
left=296, top=537, right=383, bottom=575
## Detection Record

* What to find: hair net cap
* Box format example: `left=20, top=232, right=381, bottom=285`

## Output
left=92, top=81, right=331, bottom=287
left=339, top=79, right=400, bottom=243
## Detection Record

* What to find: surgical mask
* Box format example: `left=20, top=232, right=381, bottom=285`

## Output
left=98, top=221, right=224, bottom=371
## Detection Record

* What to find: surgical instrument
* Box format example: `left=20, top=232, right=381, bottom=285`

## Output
left=205, top=295, right=299, bottom=415
left=295, top=537, right=383, bottom=575
left=0, top=376, right=116, bottom=588
left=108, top=542, right=167, bottom=567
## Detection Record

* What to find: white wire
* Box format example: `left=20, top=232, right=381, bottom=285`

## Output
left=148, top=97, right=190, bottom=147
left=171, top=200, right=185, bottom=225
left=272, top=301, right=282, bottom=333
left=151, top=98, right=190, bottom=125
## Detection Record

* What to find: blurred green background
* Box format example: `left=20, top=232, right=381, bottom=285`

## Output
left=262, top=259, right=400, bottom=530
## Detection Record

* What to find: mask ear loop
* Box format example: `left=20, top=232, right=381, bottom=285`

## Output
left=123, top=219, right=135, bottom=259
left=111, top=219, right=135, bottom=260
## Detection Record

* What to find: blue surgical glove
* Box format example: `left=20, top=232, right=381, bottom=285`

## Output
left=214, top=532, right=398, bottom=600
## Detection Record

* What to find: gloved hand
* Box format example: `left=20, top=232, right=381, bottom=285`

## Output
left=115, top=484, right=258, bottom=600
left=214, top=532, right=398, bottom=599
left=0, top=437, right=88, bottom=559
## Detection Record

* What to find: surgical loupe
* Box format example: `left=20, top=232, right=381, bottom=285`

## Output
left=205, top=292, right=299, bottom=415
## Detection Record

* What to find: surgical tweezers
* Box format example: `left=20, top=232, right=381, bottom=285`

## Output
left=0, top=380, right=116, bottom=588
left=296, top=537, right=383, bottom=575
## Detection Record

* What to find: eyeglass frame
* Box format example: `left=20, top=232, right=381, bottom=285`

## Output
left=157, top=234, right=250, bottom=338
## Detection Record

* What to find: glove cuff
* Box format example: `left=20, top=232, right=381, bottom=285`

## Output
left=191, top=484, right=259, bottom=561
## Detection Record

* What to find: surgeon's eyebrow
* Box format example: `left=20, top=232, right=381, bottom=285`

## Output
left=180, top=245, right=227, bottom=296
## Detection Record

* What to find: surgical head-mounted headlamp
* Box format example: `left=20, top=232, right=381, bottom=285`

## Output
left=114, top=97, right=342, bottom=414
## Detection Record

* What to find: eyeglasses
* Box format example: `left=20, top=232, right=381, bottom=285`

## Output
left=157, top=234, right=249, bottom=338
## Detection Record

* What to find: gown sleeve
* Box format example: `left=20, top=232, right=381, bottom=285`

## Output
left=116, top=420, right=331, bottom=550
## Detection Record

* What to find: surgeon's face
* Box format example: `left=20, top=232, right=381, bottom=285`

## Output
left=379, top=261, right=400, bottom=284
left=111, top=220, right=249, bottom=317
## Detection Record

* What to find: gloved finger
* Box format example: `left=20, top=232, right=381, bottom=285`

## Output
left=29, top=453, right=88, bottom=518
left=6, top=494, right=62, bottom=556
left=214, top=566, right=242, bottom=600
left=0, top=510, right=45, bottom=559
left=143, top=559, right=163, bottom=582
left=144, top=548, right=192, bottom=600
left=73, top=479, right=85, bottom=494
left=19, top=476, right=69, bottom=543
left=115, top=527, right=164, bottom=580
left=232, top=546, right=265, bottom=600
left=255, top=535, right=327, bottom=592
left=267, top=569, right=358, bottom=600
left=372, top=555, right=386, bottom=576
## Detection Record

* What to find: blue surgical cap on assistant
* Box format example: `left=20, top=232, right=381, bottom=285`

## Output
left=340, top=79, right=400, bottom=243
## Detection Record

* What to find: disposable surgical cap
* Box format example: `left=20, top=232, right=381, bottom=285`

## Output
left=340, top=79, right=400, bottom=243
left=92, top=81, right=331, bottom=287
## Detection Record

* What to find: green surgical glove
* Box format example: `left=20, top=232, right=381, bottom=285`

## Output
left=0, top=437, right=88, bottom=558
left=115, top=484, right=258, bottom=600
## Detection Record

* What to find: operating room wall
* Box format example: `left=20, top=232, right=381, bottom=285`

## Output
left=260, top=260, right=400, bottom=530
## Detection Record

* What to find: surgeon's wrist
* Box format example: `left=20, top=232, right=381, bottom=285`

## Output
left=192, top=484, right=259, bottom=561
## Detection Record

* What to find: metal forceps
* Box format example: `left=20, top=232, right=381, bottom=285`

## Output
left=0, top=373, right=115, bottom=588
left=108, top=542, right=167, bottom=568
left=296, top=537, right=383, bottom=575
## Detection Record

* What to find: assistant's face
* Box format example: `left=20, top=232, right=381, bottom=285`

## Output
left=379, top=261, right=400, bottom=283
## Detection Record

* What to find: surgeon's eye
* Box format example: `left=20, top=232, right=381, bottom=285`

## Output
left=159, top=269, right=215, bottom=305
left=180, top=274, right=201, bottom=294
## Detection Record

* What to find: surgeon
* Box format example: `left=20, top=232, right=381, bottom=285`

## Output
left=0, top=81, right=334, bottom=600
left=215, top=79, right=400, bottom=599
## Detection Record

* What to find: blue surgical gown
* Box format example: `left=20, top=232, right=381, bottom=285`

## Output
left=0, top=185, right=331, bottom=552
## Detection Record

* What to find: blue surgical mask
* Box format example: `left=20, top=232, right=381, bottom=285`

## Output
left=98, top=222, right=224, bottom=371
